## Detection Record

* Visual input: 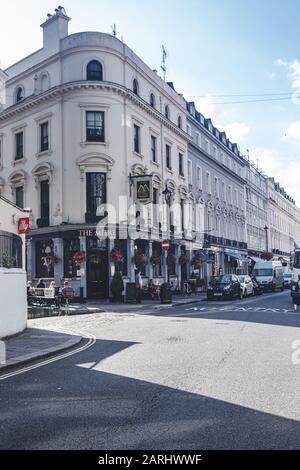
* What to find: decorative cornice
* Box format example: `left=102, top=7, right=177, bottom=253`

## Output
left=0, top=81, right=190, bottom=141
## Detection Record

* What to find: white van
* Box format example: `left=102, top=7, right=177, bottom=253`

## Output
left=253, top=260, right=284, bottom=292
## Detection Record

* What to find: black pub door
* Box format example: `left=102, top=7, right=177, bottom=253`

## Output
left=87, top=238, right=109, bottom=299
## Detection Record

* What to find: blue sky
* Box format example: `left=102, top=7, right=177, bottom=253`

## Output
left=1, top=0, right=300, bottom=202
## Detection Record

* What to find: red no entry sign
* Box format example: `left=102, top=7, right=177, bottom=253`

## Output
left=162, top=239, right=170, bottom=251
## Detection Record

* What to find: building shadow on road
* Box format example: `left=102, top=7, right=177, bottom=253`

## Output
left=1, top=336, right=300, bottom=450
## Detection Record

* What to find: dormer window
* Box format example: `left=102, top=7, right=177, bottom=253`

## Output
left=16, top=87, right=24, bottom=103
left=133, top=78, right=139, bottom=96
left=150, top=93, right=155, bottom=108
left=87, top=60, right=103, bottom=81
left=165, top=105, right=170, bottom=119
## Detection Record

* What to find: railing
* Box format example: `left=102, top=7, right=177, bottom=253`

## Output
left=36, top=217, right=50, bottom=228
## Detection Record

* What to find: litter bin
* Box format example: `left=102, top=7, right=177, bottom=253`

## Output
left=160, top=282, right=172, bottom=304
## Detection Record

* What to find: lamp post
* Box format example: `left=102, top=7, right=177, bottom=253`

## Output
left=162, top=184, right=172, bottom=283
left=264, top=225, right=269, bottom=252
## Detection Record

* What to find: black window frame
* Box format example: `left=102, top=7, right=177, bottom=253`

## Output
left=165, top=105, right=169, bottom=119
left=133, top=78, right=139, bottom=96
left=15, top=132, right=24, bottom=160
left=40, top=180, right=50, bottom=220
left=179, top=152, right=184, bottom=176
left=151, top=135, right=156, bottom=162
left=150, top=93, right=155, bottom=108
left=134, top=124, right=140, bottom=154
left=86, top=60, right=103, bottom=81
left=16, top=87, right=24, bottom=103
left=86, top=111, right=105, bottom=143
left=166, top=144, right=171, bottom=169
left=40, top=122, right=49, bottom=152
left=86, top=172, right=107, bottom=218
left=178, top=115, right=182, bottom=128
left=15, top=186, right=24, bottom=209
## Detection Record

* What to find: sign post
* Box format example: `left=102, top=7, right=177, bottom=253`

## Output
left=162, top=239, right=170, bottom=282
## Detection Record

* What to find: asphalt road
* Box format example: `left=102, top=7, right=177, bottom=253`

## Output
left=1, top=289, right=300, bottom=450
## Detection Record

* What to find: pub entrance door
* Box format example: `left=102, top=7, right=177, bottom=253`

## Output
left=87, top=238, right=109, bottom=299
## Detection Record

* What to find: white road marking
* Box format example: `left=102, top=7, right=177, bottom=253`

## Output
left=0, top=331, right=96, bottom=381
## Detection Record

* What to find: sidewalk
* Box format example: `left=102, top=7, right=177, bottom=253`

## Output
left=0, top=328, right=82, bottom=372
left=84, top=291, right=207, bottom=312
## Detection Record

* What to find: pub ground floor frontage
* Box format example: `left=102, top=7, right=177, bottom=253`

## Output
left=26, top=225, right=209, bottom=300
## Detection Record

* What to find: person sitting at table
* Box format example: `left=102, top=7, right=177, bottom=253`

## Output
left=36, top=279, right=45, bottom=288
left=61, top=281, right=75, bottom=303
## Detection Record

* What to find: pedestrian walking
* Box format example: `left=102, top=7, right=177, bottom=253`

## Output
left=293, top=275, right=300, bottom=311
left=135, top=269, right=143, bottom=304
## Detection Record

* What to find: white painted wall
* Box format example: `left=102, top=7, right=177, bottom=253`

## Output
left=0, top=268, right=27, bottom=339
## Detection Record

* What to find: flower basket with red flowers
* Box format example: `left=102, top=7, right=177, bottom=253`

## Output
left=179, top=254, right=189, bottom=265
left=133, top=253, right=147, bottom=265
left=110, top=248, right=124, bottom=263
left=191, top=255, right=202, bottom=267
left=72, top=251, right=86, bottom=266
left=151, top=254, right=162, bottom=265
left=41, top=255, right=59, bottom=269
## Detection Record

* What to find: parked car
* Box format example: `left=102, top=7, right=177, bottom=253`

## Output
left=207, top=274, right=242, bottom=300
left=252, top=278, right=263, bottom=296
left=238, top=275, right=254, bottom=298
left=283, top=272, right=293, bottom=289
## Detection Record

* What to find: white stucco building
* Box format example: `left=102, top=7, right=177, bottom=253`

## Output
left=267, top=178, right=300, bottom=264
left=245, top=161, right=268, bottom=257
left=0, top=196, right=27, bottom=338
left=0, top=7, right=196, bottom=298
left=187, top=101, right=248, bottom=283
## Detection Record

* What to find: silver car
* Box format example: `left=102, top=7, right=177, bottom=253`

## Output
left=238, top=275, right=254, bottom=298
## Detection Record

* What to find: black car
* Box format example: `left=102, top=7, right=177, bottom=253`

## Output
left=207, top=274, right=242, bottom=300
left=252, top=278, right=263, bottom=296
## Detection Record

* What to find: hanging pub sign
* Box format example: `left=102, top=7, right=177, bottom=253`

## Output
left=134, top=176, right=153, bottom=204
left=18, top=217, right=30, bottom=235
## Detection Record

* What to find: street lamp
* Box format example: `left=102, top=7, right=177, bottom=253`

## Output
left=264, top=225, right=269, bottom=252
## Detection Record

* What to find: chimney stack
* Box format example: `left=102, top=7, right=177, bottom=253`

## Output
left=41, top=6, right=71, bottom=54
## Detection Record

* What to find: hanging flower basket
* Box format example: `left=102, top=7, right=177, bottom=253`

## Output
left=41, top=255, right=59, bottom=269
left=133, top=254, right=147, bottom=265
left=73, top=251, right=86, bottom=265
left=260, top=252, right=273, bottom=261
left=191, top=255, right=202, bottom=267
left=179, top=254, right=189, bottom=265
left=167, top=253, right=176, bottom=266
left=151, top=255, right=162, bottom=266
left=110, top=248, right=124, bottom=263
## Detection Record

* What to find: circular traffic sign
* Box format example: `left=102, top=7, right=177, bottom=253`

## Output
left=162, top=239, right=170, bottom=251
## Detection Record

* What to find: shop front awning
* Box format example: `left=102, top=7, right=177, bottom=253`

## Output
left=226, top=250, right=248, bottom=263
left=195, top=250, right=213, bottom=264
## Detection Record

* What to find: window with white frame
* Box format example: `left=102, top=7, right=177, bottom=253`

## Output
left=195, top=132, right=200, bottom=146
left=228, top=185, right=232, bottom=204
left=206, top=171, right=211, bottom=194
left=234, top=188, right=238, bottom=206
left=214, top=177, right=219, bottom=198
left=213, top=146, right=217, bottom=158
left=187, top=160, right=192, bottom=185
left=222, top=181, right=226, bottom=201
left=196, top=166, right=202, bottom=190
left=205, top=139, right=210, bottom=154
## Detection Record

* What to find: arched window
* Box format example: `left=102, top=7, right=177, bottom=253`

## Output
left=133, top=78, right=139, bottom=96
left=40, top=73, right=50, bottom=92
left=16, top=87, right=24, bottom=103
left=178, top=115, right=182, bottom=128
left=165, top=105, right=169, bottom=119
left=87, top=60, right=103, bottom=81
left=150, top=93, right=155, bottom=108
